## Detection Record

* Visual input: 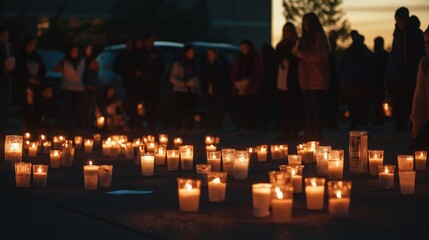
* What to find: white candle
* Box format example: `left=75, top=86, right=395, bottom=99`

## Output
left=279, top=145, right=288, bottom=160
left=33, top=165, right=48, bottom=188
left=43, top=141, right=52, bottom=154
left=74, top=136, right=83, bottom=149
left=140, top=154, right=155, bottom=176
left=257, top=145, right=268, bottom=162
left=61, top=145, right=75, bottom=167
left=415, top=151, right=427, bottom=171
left=84, top=139, right=94, bottom=153
left=379, top=170, right=394, bottom=189
left=180, top=145, right=194, bottom=170
left=328, top=159, right=343, bottom=179
left=98, top=165, right=113, bottom=187
left=271, top=187, right=293, bottom=223
left=288, top=155, right=302, bottom=166
left=397, top=155, right=414, bottom=171
left=49, top=150, right=61, bottom=168
left=234, top=154, right=249, bottom=180
left=208, top=177, right=226, bottom=202
left=196, top=164, right=211, bottom=185
left=271, top=145, right=281, bottom=160
left=368, top=150, right=384, bottom=176
left=305, top=178, right=325, bottom=210
left=398, top=171, right=416, bottom=195
left=155, top=147, right=166, bottom=165
left=292, top=175, right=302, bottom=194
left=178, top=180, right=201, bottom=212
left=15, top=162, right=31, bottom=188
left=124, top=143, right=134, bottom=160
left=207, top=151, right=221, bottom=171
left=84, top=161, right=99, bottom=190
left=167, top=150, right=180, bottom=171
left=28, top=142, right=38, bottom=157
left=146, top=142, right=156, bottom=154
left=329, top=195, right=351, bottom=218
left=300, top=150, right=314, bottom=164
left=5, top=135, right=23, bottom=164
left=221, top=149, right=235, bottom=176
left=206, top=144, right=217, bottom=152
left=159, top=134, right=168, bottom=145
left=252, top=183, right=272, bottom=217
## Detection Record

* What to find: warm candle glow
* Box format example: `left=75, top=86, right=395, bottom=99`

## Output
left=24, top=132, right=31, bottom=139
left=336, top=191, right=342, bottom=199
left=212, top=177, right=221, bottom=184
left=291, top=169, right=296, bottom=176
left=185, top=182, right=192, bottom=191
left=40, top=135, right=46, bottom=141
left=384, top=167, right=389, bottom=174
left=89, top=161, right=93, bottom=166
left=311, top=180, right=317, bottom=187
left=275, top=187, right=283, bottom=199
left=37, top=166, right=42, bottom=173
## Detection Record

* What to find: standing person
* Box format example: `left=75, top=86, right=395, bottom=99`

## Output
left=338, top=31, right=374, bottom=130
left=260, top=43, right=278, bottom=130
left=326, top=30, right=341, bottom=130
left=231, top=39, right=262, bottom=131
left=141, top=32, right=165, bottom=132
left=0, top=24, right=15, bottom=134
left=52, top=44, right=85, bottom=129
left=385, top=7, right=425, bottom=131
left=170, top=44, right=199, bottom=130
left=200, top=48, right=226, bottom=131
left=292, top=12, right=330, bottom=140
left=274, top=22, right=301, bottom=140
left=82, top=43, right=99, bottom=132
left=14, top=35, right=47, bottom=131
left=372, top=36, right=389, bottom=127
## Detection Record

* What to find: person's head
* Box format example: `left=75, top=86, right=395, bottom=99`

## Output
left=240, top=39, right=254, bottom=55
left=302, top=12, right=324, bottom=34
left=133, top=36, right=144, bottom=50
left=350, top=30, right=359, bottom=42
left=67, top=43, right=79, bottom=60
left=207, top=48, right=217, bottom=63
left=424, top=25, right=429, bottom=54
left=282, top=22, right=298, bottom=42
left=84, top=43, right=93, bottom=57
left=395, top=7, right=409, bottom=30
left=183, top=44, right=195, bottom=61
left=22, top=35, right=36, bottom=54
left=0, top=24, right=10, bottom=43
left=374, top=36, right=384, bottom=51
left=410, top=15, right=421, bottom=29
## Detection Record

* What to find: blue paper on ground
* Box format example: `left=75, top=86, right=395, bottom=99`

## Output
left=107, top=190, right=154, bottom=195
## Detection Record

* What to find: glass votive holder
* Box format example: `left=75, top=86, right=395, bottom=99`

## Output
left=247, top=147, right=257, bottom=161
left=414, top=151, right=427, bottom=171
left=304, top=177, right=325, bottom=210
left=74, top=136, right=83, bottom=149
left=207, top=171, right=227, bottom=202
left=269, top=170, right=292, bottom=186
left=145, top=142, right=157, bottom=154
left=173, top=137, right=183, bottom=149
left=15, top=162, right=31, bottom=188
left=61, top=141, right=75, bottom=167
left=368, top=150, right=384, bottom=176
left=221, top=148, right=235, bottom=176
left=177, top=178, right=201, bottom=212
left=252, top=183, right=272, bottom=218
left=155, top=146, right=166, bottom=165
left=205, top=135, right=215, bottom=145
left=179, top=145, right=194, bottom=170
left=207, top=150, right=221, bottom=171
left=167, top=150, right=180, bottom=171
left=43, top=141, right=52, bottom=154
left=298, top=144, right=316, bottom=164
left=28, top=142, right=38, bottom=157
left=398, top=171, right=416, bottom=195
left=206, top=144, right=217, bottom=152
left=328, top=159, right=344, bottom=180
left=158, top=134, right=168, bottom=145
left=270, top=145, right=281, bottom=160
left=124, top=142, right=134, bottom=160
left=93, top=133, right=102, bottom=146
left=271, top=185, right=294, bottom=223
left=279, top=144, right=289, bottom=160
left=233, top=150, right=250, bottom=180
left=98, top=165, right=113, bottom=187
left=196, top=164, right=211, bottom=185
left=84, top=139, right=94, bottom=153
left=288, top=154, right=302, bottom=166
left=328, top=181, right=352, bottom=219
left=397, top=155, right=414, bottom=171
left=33, top=164, right=48, bottom=188
left=140, top=153, right=155, bottom=176
left=316, top=146, right=331, bottom=176
left=49, top=150, right=61, bottom=168
left=378, top=165, right=395, bottom=189
left=286, top=165, right=304, bottom=193
left=256, top=145, right=268, bottom=162
left=83, top=161, right=99, bottom=190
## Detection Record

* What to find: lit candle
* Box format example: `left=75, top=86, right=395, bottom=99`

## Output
left=252, top=183, right=272, bottom=218
left=15, top=162, right=31, bottom=188
left=378, top=165, right=395, bottom=189
left=271, top=186, right=294, bottom=223
left=159, top=134, right=168, bottom=145
left=177, top=178, right=201, bottom=212
left=279, top=144, right=288, bottom=160
left=287, top=165, right=304, bottom=193
left=247, top=147, right=257, bottom=161
left=140, top=154, right=155, bottom=176
left=83, top=161, right=99, bottom=190
left=96, top=116, right=105, bottom=128
left=33, top=164, right=48, bottom=189
left=173, top=137, right=183, bottom=149
left=397, top=155, right=414, bottom=171
left=207, top=172, right=227, bottom=202
left=368, top=150, right=384, bottom=176
left=205, top=135, right=215, bottom=145
left=5, top=135, right=23, bottom=164
left=206, top=144, right=217, bottom=152
left=60, top=141, right=75, bottom=167
left=84, top=139, right=94, bottom=153
left=43, top=141, right=52, bottom=154
left=109, top=141, right=120, bottom=157
left=53, top=135, right=64, bottom=149
left=414, top=151, right=427, bottom=171
left=102, top=138, right=112, bottom=156
left=179, top=145, right=194, bottom=170
left=207, top=151, right=221, bottom=171
left=316, top=146, right=331, bottom=176
left=256, top=145, right=268, bottom=162
left=221, top=148, right=235, bottom=176
left=93, top=133, right=102, bottom=146
left=196, top=164, right=211, bottom=185
left=74, top=136, right=83, bottom=149
left=328, top=181, right=352, bottom=219
left=155, top=146, right=166, bottom=165
left=269, top=170, right=292, bottom=186
left=305, top=178, right=325, bottom=210
left=24, top=132, right=31, bottom=141
left=28, top=142, right=38, bottom=157
left=398, top=171, right=416, bottom=195
left=288, top=154, right=302, bottom=166
left=328, top=159, right=343, bottom=180
left=233, top=150, right=250, bottom=179
left=98, top=165, right=113, bottom=187
left=270, top=145, right=281, bottom=160
left=49, top=150, right=61, bottom=168
left=167, top=150, right=180, bottom=171
left=146, top=142, right=156, bottom=154
left=124, top=142, right=134, bottom=160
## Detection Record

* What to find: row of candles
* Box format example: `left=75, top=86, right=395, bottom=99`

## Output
left=5, top=133, right=428, bottom=223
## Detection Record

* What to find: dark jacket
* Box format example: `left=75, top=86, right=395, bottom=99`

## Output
left=200, top=59, right=226, bottom=96
left=231, top=50, right=263, bottom=95
left=274, top=40, right=300, bottom=91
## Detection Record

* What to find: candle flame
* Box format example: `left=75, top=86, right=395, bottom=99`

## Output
left=384, top=167, right=389, bottom=174
left=37, top=166, right=42, bottom=173
left=31, top=142, right=36, bottom=148
left=86, top=139, right=91, bottom=144
left=275, top=187, right=283, bottom=199
left=25, top=132, right=31, bottom=139
left=291, top=169, right=296, bottom=176
left=420, top=152, right=424, bottom=158
left=311, top=179, right=317, bottom=187
left=59, top=136, right=64, bottom=141
left=185, top=182, right=192, bottom=191
left=336, top=190, right=342, bottom=199
left=53, top=151, right=59, bottom=156
left=323, top=152, right=328, bottom=159
left=213, top=177, right=221, bottom=184
left=89, top=161, right=93, bottom=166
left=40, top=135, right=46, bottom=140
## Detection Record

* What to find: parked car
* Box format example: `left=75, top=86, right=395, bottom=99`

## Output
left=96, top=40, right=240, bottom=129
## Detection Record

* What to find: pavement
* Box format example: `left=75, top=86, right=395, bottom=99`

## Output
left=0, top=121, right=427, bottom=240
